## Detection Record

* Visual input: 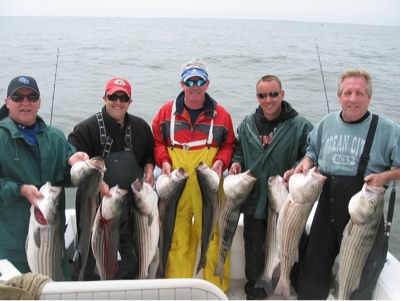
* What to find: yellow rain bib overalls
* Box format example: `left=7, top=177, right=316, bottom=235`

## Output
left=165, top=102, right=231, bottom=292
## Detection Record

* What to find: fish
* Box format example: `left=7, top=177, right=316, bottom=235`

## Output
left=215, top=170, right=257, bottom=283
left=274, top=167, right=326, bottom=299
left=338, top=183, right=385, bottom=300
left=195, top=162, right=221, bottom=275
left=70, top=156, right=106, bottom=281
left=155, top=167, right=188, bottom=278
left=131, top=179, right=160, bottom=279
left=91, top=184, right=128, bottom=280
left=255, top=175, right=288, bottom=294
left=26, top=182, right=64, bottom=281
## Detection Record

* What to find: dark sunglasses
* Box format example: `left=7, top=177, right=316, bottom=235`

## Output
left=257, top=91, right=280, bottom=99
left=106, top=94, right=130, bottom=103
left=10, top=94, right=40, bottom=102
left=183, top=79, right=207, bottom=87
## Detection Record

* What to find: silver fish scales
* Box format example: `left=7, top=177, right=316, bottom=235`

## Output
left=91, top=184, right=127, bottom=280
left=338, top=183, right=385, bottom=300
left=26, top=182, right=64, bottom=281
left=215, top=170, right=256, bottom=283
left=255, top=175, right=288, bottom=294
left=195, top=162, right=220, bottom=275
left=155, top=167, right=188, bottom=278
left=71, top=157, right=105, bottom=281
left=131, top=179, right=160, bottom=279
left=275, top=168, right=326, bottom=299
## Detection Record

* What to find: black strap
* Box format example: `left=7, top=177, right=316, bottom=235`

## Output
left=385, top=181, right=397, bottom=239
left=357, top=114, right=378, bottom=177
left=95, top=112, right=132, bottom=158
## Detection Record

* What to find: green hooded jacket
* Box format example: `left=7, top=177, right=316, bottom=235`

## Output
left=0, top=104, right=76, bottom=277
left=232, top=106, right=313, bottom=219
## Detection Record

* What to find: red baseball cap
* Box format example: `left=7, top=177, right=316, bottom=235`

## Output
left=105, top=78, right=131, bottom=97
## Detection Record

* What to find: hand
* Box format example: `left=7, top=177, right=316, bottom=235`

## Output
left=212, top=160, right=224, bottom=179
left=228, top=162, right=241, bottom=175
left=161, top=162, right=172, bottom=176
left=100, top=181, right=111, bottom=198
left=294, top=157, right=314, bottom=175
left=143, top=163, right=155, bottom=187
left=282, top=168, right=295, bottom=186
left=20, top=184, right=43, bottom=207
left=144, top=172, right=155, bottom=187
left=364, top=173, right=386, bottom=188
left=68, top=151, right=89, bottom=166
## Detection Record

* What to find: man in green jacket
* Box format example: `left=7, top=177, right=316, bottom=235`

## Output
left=0, top=76, right=88, bottom=279
left=228, top=74, right=313, bottom=299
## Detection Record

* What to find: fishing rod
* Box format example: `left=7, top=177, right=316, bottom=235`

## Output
left=315, top=40, right=330, bottom=113
left=384, top=181, right=397, bottom=261
left=49, top=48, right=60, bottom=126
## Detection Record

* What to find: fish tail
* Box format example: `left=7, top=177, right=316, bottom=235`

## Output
left=196, top=257, right=206, bottom=275
left=214, top=261, right=224, bottom=284
left=155, top=264, right=164, bottom=279
left=254, top=276, right=272, bottom=294
left=274, top=277, right=291, bottom=299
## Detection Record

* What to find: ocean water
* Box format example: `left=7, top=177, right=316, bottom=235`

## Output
left=0, top=17, right=399, bottom=260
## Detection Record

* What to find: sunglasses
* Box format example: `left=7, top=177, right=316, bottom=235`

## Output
left=183, top=79, right=207, bottom=87
left=10, top=94, right=40, bottom=103
left=106, top=94, right=130, bottom=103
left=257, top=91, right=280, bottom=99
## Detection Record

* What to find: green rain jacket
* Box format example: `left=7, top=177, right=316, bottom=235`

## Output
left=0, top=105, right=76, bottom=276
left=232, top=107, right=313, bottom=219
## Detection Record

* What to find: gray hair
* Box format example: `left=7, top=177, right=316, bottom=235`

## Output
left=337, top=69, right=373, bottom=97
left=181, top=58, right=208, bottom=74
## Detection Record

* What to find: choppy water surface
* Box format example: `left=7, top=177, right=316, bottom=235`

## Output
left=1, top=16, right=399, bottom=260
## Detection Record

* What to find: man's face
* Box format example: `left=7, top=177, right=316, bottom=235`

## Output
left=103, top=91, right=132, bottom=123
left=256, top=80, right=285, bottom=121
left=181, top=76, right=209, bottom=104
left=6, top=87, right=41, bottom=126
left=339, top=76, right=371, bottom=122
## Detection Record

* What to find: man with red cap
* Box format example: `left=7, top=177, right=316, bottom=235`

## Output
left=68, top=77, right=155, bottom=280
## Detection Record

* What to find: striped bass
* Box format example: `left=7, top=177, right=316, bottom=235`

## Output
left=255, top=175, right=288, bottom=294
left=131, top=179, right=160, bottom=279
left=215, top=170, right=256, bottom=283
left=195, top=162, right=220, bottom=275
left=91, top=185, right=127, bottom=280
left=70, top=157, right=106, bottom=281
left=275, top=167, right=326, bottom=299
left=155, top=167, right=188, bottom=278
left=26, top=182, right=64, bottom=281
left=338, top=183, right=385, bottom=300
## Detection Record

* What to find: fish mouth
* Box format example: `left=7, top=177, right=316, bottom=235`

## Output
left=195, top=162, right=208, bottom=172
left=34, top=207, right=48, bottom=225
left=244, top=170, right=254, bottom=177
left=88, top=157, right=106, bottom=173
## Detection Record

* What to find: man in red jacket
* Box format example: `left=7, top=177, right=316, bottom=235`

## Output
left=152, top=58, right=236, bottom=292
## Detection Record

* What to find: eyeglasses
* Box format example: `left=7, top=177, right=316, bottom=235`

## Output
left=257, top=91, right=280, bottom=99
left=10, top=94, right=40, bottom=103
left=183, top=79, right=207, bottom=87
left=106, top=94, right=130, bottom=103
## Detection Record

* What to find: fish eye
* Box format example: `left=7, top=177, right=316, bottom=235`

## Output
left=311, top=184, right=316, bottom=189
left=369, top=198, right=375, bottom=206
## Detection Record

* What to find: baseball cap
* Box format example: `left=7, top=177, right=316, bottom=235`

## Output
left=181, top=68, right=208, bottom=82
left=7, top=76, right=40, bottom=97
left=105, top=78, right=131, bottom=97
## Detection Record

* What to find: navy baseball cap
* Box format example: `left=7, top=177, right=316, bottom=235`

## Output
left=7, top=76, right=40, bottom=97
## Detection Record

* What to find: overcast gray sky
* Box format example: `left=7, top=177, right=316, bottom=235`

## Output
left=1, top=0, right=399, bottom=27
